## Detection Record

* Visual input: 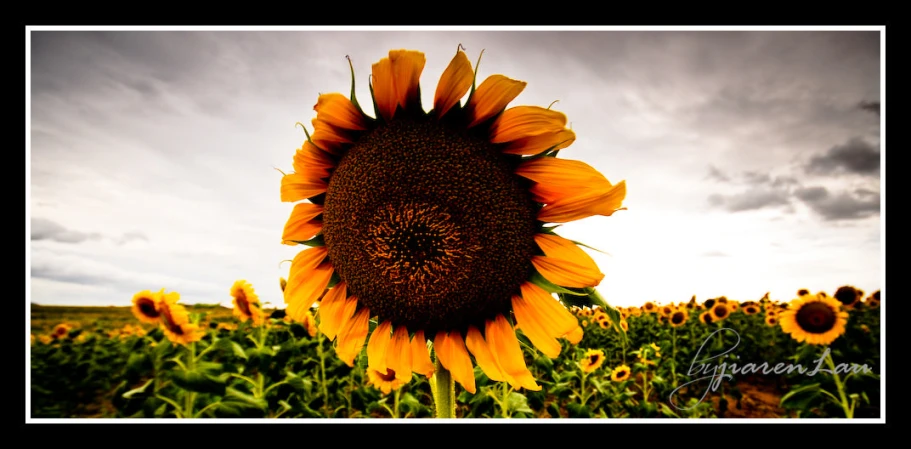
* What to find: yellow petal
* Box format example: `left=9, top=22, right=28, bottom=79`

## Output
left=433, top=331, right=476, bottom=394
left=489, top=106, right=567, bottom=144
left=534, top=234, right=600, bottom=279
left=280, top=173, right=327, bottom=203
left=292, top=141, right=335, bottom=182
left=464, top=326, right=507, bottom=382
left=465, top=75, right=526, bottom=128
left=511, top=294, right=562, bottom=358
left=310, top=118, right=353, bottom=155
left=516, top=158, right=612, bottom=204
left=371, top=50, right=426, bottom=121
left=411, top=330, right=435, bottom=377
left=502, top=129, right=576, bottom=156
left=519, top=282, right=578, bottom=336
left=314, top=93, right=367, bottom=131
left=433, top=49, right=473, bottom=118
left=532, top=255, right=603, bottom=288
left=336, top=307, right=370, bottom=367
left=316, top=282, right=350, bottom=341
left=388, top=325, right=413, bottom=382
left=485, top=315, right=541, bottom=391
left=285, top=262, right=333, bottom=322
left=538, top=180, right=627, bottom=223
left=367, top=321, right=392, bottom=373
left=284, top=246, right=328, bottom=293
left=563, top=325, right=583, bottom=344
left=281, top=203, right=323, bottom=244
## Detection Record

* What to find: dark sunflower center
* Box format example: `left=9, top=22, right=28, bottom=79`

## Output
left=161, top=306, right=184, bottom=335
left=704, top=300, right=716, bottom=309
left=236, top=292, right=252, bottom=316
left=714, top=306, right=728, bottom=319
left=834, top=286, right=859, bottom=306
left=589, top=354, right=602, bottom=365
left=671, top=312, right=685, bottom=324
left=137, top=298, right=159, bottom=318
left=795, top=302, right=837, bottom=333
left=324, top=116, right=537, bottom=332
left=376, top=368, right=397, bottom=382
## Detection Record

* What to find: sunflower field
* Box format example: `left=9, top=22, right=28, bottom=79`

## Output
left=29, top=284, right=881, bottom=419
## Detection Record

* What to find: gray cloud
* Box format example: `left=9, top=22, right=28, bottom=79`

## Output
left=708, top=188, right=791, bottom=212
left=706, top=165, right=730, bottom=182
left=743, top=171, right=771, bottom=185
left=795, top=186, right=880, bottom=221
left=31, top=218, right=102, bottom=243
left=805, top=137, right=880, bottom=176
left=858, top=100, right=880, bottom=116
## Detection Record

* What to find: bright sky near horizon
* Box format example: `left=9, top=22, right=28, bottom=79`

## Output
left=27, top=28, right=883, bottom=309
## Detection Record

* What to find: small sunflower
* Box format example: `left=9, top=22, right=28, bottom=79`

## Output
left=833, top=285, right=861, bottom=308
left=779, top=293, right=849, bottom=345
left=669, top=309, right=688, bottom=327
left=131, top=290, right=163, bottom=324
left=367, top=367, right=409, bottom=395
left=279, top=277, right=288, bottom=292
left=797, top=289, right=810, bottom=296
left=702, top=298, right=716, bottom=310
left=52, top=323, right=72, bottom=339
left=765, top=315, right=778, bottom=327
left=728, top=301, right=739, bottom=312
left=629, top=306, right=642, bottom=317
left=865, top=291, right=880, bottom=309
left=579, top=348, right=605, bottom=373
left=281, top=47, right=626, bottom=395
left=716, top=296, right=728, bottom=304
left=597, top=317, right=611, bottom=329
left=659, top=304, right=675, bottom=317
left=642, top=302, right=657, bottom=313
left=742, top=304, right=760, bottom=315
left=231, top=280, right=265, bottom=326
left=619, top=319, right=629, bottom=332
left=581, top=319, right=590, bottom=327
left=297, top=308, right=319, bottom=337
left=710, top=303, right=730, bottom=322
left=610, top=364, right=631, bottom=382
left=158, top=291, right=205, bottom=346
left=39, top=335, right=53, bottom=345
left=699, top=311, right=713, bottom=324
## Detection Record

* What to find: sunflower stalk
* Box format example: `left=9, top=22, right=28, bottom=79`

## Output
left=316, top=330, right=331, bottom=416
left=431, top=358, right=456, bottom=418
left=183, top=340, right=197, bottom=419
left=671, top=327, right=678, bottom=388
left=824, top=350, right=855, bottom=418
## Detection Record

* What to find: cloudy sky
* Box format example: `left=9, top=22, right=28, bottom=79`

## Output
left=27, top=29, right=883, bottom=309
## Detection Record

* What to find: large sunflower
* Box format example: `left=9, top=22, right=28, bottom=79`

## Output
left=280, top=48, right=626, bottom=394
left=231, top=280, right=265, bottom=326
left=579, top=348, right=606, bottom=373
left=709, top=303, right=730, bottom=322
left=669, top=309, right=688, bottom=327
left=779, top=293, right=849, bottom=345
left=158, top=291, right=205, bottom=346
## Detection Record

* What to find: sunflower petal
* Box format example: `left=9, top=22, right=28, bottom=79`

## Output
left=537, top=181, right=627, bottom=223
left=292, top=141, right=335, bottom=180
left=466, top=75, right=527, bottom=128
left=314, top=93, right=368, bottom=131
left=516, top=157, right=610, bottom=204
left=489, top=106, right=567, bottom=144
left=502, top=129, right=576, bottom=156
left=411, top=330, right=435, bottom=377
left=464, top=326, right=507, bottom=382
left=511, top=295, right=562, bottom=359
left=282, top=203, right=323, bottom=244
left=336, top=307, right=370, bottom=367
left=316, top=282, right=350, bottom=341
left=563, top=325, right=584, bottom=344
left=519, top=282, right=578, bottom=336
left=372, top=50, right=426, bottom=121
left=310, top=118, right=353, bottom=155
left=367, top=321, right=392, bottom=373
left=433, top=50, right=473, bottom=118
left=285, top=262, right=333, bottom=322
left=485, top=315, right=541, bottom=391
left=388, top=326, right=414, bottom=382
left=532, top=255, right=603, bottom=288
left=280, top=173, right=327, bottom=202
left=534, top=234, right=600, bottom=278
left=433, top=331, right=476, bottom=394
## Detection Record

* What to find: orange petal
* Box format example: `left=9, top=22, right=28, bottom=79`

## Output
left=489, top=106, right=567, bottom=144
left=367, top=321, right=392, bottom=373
left=464, top=326, right=507, bottom=382
left=387, top=325, right=414, bottom=382
left=282, top=203, right=323, bottom=244
left=515, top=158, right=612, bottom=204
left=371, top=50, right=426, bottom=121
left=316, top=282, right=351, bottom=341
left=292, top=141, right=335, bottom=180
left=285, top=262, right=333, bottom=322
left=538, top=180, right=627, bottom=223
left=433, top=49, right=473, bottom=118
left=532, top=255, right=603, bottom=288
left=285, top=246, right=328, bottom=289
left=511, top=295, right=562, bottom=358
left=336, top=307, right=370, bottom=367
left=518, top=282, right=578, bottom=337
left=502, top=129, right=576, bottom=156
left=280, top=173, right=327, bottom=202
left=314, top=93, right=368, bottom=131
left=310, top=118, right=353, bottom=155
left=465, top=75, right=526, bottom=128
left=485, top=315, right=541, bottom=391
left=534, top=234, right=600, bottom=278
left=411, top=330, right=435, bottom=377
left=563, top=325, right=584, bottom=344
left=433, top=331, right=476, bottom=394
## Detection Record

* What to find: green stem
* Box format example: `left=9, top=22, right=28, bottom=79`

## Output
left=184, top=341, right=196, bottom=419
left=579, top=370, right=590, bottom=406
left=825, top=351, right=854, bottom=418
left=672, top=327, right=678, bottom=388
left=432, top=358, right=456, bottom=418
left=316, top=331, right=330, bottom=415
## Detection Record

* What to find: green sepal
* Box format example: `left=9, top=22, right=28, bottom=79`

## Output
left=528, top=271, right=588, bottom=296
left=327, top=272, right=341, bottom=289
left=537, top=224, right=562, bottom=235
left=368, top=75, right=383, bottom=123
left=346, top=55, right=366, bottom=117
left=464, top=49, right=485, bottom=106
left=290, top=234, right=324, bottom=247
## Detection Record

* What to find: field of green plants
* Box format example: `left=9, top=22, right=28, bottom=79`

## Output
left=29, top=289, right=881, bottom=419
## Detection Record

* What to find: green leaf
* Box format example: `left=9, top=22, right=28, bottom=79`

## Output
left=779, top=383, right=820, bottom=407
left=220, top=339, right=248, bottom=360
left=566, top=402, right=592, bottom=418
left=224, top=387, right=268, bottom=411
left=170, top=369, right=227, bottom=395
left=506, top=392, right=534, bottom=415
left=121, top=378, right=154, bottom=399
